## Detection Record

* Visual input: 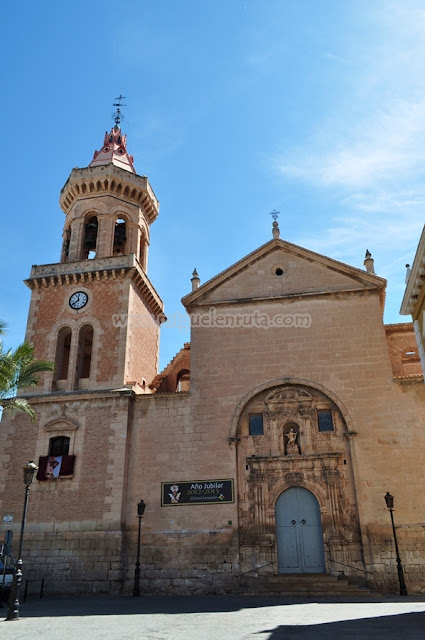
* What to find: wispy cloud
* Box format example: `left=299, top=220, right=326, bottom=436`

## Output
left=297, top=211, right=423, bottom=258
left=323, top=52, right=350, bottom=65
left=271, top=2, right=425, bottom=190
left=275, top=99, right=425, bottom=189
left=271, top=2, right=425, bottom=291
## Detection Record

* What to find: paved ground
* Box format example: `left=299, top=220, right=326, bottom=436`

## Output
left=1, top=594, right=425, bottom=639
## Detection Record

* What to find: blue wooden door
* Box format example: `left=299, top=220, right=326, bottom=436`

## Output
left=276, top=487, right=325, bottom=573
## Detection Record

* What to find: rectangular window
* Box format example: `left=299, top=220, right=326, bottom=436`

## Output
left=49, top=436, right=70, bottom=456
left=249, top=414, right=264, bottom=436
left=317, top=410, right=334, bottom=432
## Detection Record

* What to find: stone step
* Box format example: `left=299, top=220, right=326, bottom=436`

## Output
left=236, top=573, right=373, bottom=597
left=262, top=575, right=340, bottom=583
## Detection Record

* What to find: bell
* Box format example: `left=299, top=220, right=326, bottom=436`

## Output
left=85, top=233, right=97, bottom=249
left=84, top=221, right=98, bottom=249
left=114, top=223, right=126, bottom=248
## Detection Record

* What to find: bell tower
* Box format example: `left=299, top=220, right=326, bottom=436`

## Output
left=25, top=118, right=164, bottom=394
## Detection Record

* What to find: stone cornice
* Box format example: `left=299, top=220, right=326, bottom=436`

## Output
left=246, top=452, right=341, bottom=463
left=60, top=164, right=159, bottom=224
left=384, top=322, right=414, bottom=331
left=400, top=225, right=425, bottom=315
left=393, top=374, right=424, bottom=384
left=25, top=254, right=165, bottom=319
left=4, top=389, right=135, bottom=404
left=187, top=286, right=380, bottom=308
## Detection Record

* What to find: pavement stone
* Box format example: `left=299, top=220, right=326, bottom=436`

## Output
left=1, top=594, right=425, bottom=639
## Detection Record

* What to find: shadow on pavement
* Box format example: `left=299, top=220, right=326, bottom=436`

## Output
left=260, top=610, right=425, bottom=639
left=6, top=595, right=320, bottom=617
left=5, top=594, right=425, bottom=618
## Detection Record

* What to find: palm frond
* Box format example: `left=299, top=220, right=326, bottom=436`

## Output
left=15, top=360, right=55, bottom=390
left=1, top=397, right=36, bottom=421
left=0, top=328, right=54, bottom=421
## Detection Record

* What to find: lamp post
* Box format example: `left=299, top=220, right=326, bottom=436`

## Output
left=6, top=460, right=38, bottom=621
left=384, top=492, right=408, bottom=596
left=132, top=500, right=146, bottom=597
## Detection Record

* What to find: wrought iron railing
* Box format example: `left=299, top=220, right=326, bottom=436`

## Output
left=331, top=559, right=374, bottom=577
left=236, top=561, right=276, bottom=578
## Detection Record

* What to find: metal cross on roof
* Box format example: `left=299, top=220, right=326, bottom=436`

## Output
left=113, top=94, right=126, bottom=127
left=270, top=209, right=280, bottom=222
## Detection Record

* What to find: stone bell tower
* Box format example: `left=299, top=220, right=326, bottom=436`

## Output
left=25, top=115, right=164, bottom=394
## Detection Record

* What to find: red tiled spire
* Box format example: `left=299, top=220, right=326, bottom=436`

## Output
left=89, top=125, right=136, bottom=173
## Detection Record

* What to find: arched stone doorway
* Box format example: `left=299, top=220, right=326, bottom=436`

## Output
left=275, top=487, right=325, bottom=574
left=235, top=382, right=365, bottom=581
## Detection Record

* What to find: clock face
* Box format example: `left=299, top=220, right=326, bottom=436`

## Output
left=69, top=291, right=88, bottom=310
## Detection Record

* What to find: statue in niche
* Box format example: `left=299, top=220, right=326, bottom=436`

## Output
left=285, top=428, right=300, bottom=455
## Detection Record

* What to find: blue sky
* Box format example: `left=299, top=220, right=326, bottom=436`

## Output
left=1, top=0, right=424, bottom=370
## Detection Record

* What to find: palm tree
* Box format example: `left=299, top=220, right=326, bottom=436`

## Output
left=0, top=320, right=54, bottom=421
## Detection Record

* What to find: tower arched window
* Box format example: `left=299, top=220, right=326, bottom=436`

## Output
left=75, top=324, right=94, bottom=389
left=139, top=231, right=148, bottom=270
left=54, top=327, right=72, bottom=388
left=62, top=228, right=71, bottom=263
left=83, top=216, right=98, bottom=259
left=113, top=218, right=127, bottom=255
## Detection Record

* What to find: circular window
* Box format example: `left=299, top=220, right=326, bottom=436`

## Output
left=117, top=148, right=125, bottom=155
left=275, top=268, right=284, bottom=276
left=103, top=147, right=110, bottom=152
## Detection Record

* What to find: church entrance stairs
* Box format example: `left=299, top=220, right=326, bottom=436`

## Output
left=235, top=573, right=376, bottom=597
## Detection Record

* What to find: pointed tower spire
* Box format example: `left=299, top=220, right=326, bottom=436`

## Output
left=89, top=127, right=136, bottom=173
left=89, top=96, right=136, bottom=173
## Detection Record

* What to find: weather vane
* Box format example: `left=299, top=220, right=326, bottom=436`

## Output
left=270, top=209, right=280, bottom=222
left=113, top=94, right=126, bottom=127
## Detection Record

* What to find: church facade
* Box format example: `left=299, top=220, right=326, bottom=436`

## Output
left=1, top=125, right=425, bottom=596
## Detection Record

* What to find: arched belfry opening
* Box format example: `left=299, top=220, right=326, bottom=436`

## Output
left=139, top=229, right=149, bottom=271
left=235, top=382, right=364, bottom=581
left=61, top=228, right=71, bottom=263
left=113, top=218, right=127, bottom=255
left=53, top=327, right=72, bottom=390
left=83, top=216, right=98, bottom=259
left=74, top=324, right=94, bottom=389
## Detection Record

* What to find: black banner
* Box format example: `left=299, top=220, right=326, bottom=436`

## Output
left=161, top=479, right=234, bottom=506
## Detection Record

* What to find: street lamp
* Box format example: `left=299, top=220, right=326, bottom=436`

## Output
left=384, top=492, right=408, bottom=596
left=132, top=500, right=146, bottom=597
left=6, top=460, right=38, bottom=621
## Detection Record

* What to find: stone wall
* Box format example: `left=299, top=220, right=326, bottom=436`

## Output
left=121, top=392, right=240, bottom=594
left=0, top=393, right=131, bottom=595
left=19, top=526, right=124, bottom=596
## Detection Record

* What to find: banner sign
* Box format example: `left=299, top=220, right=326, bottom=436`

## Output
left=161, top=479, right=234, bottom=506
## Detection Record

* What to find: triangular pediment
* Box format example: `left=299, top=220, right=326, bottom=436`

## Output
left=182, top=239, right=386, bottom=307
